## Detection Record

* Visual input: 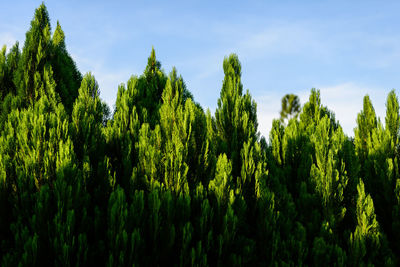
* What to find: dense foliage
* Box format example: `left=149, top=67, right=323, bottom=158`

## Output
left=1, top=4, right=399, bottom=266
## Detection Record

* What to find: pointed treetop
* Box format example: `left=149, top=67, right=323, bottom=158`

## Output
left=52, top=21, right=65, bottom=48
left=145, top=47, right=162, bottom=77
left=32, top=3, right=51, bottom=32
left=24, top=2, right=51, bottom=52
left=79, top=72, right=100, bottom=99
left=362, top=95, right=377, bottom=129
left=301, top=89, right=321, bottom=125
left=385, top=90, right=399, bottom=142
left=223, top=53, right=241, bottom=77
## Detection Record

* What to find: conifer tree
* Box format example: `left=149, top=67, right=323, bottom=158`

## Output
left=385, top=90, right=399, bottom=147
left=215, top=54, right=259, bottom=201
left=209, top=154, right=234, bottom=207
left=349, top=180, right=392, bottom=265
left=354, top=95, right=377, bottom=164
left=13, top=4, right=80, bottom=113
left=309, top=116, right=348, bottom=226
left=14, top=4, right=54, bottom=104
left=0, top=43, right=21, bottom=127
left=0, top=90, right=76, bottom=265
left=51, top=21, right=82, bottom=114
left=0, top=43, right=19, bottom=99
left=280, top=93, right=301, bottom=123
left=71, top=73, right=112, bottom=263
left=105, top=77, right=140, bottom=192
left=136, top=48, right=167, bottom=127
left=354, top=93, right=398, bottom=250
left=159, top=77, right=190, bottom=194
left=4, top=3, right=400, bottom=265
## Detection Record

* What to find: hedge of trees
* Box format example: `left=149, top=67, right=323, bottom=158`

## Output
left=1, top=4, right=399, bottom=266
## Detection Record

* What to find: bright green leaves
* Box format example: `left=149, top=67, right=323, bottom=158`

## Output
left=215, top=54, right=259, bottom=199
left=71, top=73, right=104, bottom=164
left=15, top=4, right=52, bottom=103
left=12, top=4, right=81, bottom=113
left=52, top=21, right=65, bottom=48
left=354, top=180, right=380, bottom=245
left=0, top=92, right=84, bottom=265
left=159, top=77, right=191, bottom=194
left=301, top=88, right=322, bottom=126
left=135, top=123, right=162, bottom=188
left=0, top=43, right=22, bottom=127
left=354, top=92, right=400, bottom=257
left=71, top=72, right=111, bottom=226
left=0, top=94, right=69, bottom=189
left=349, top=180, right=386, bottom=265
left=136, top=47, right=167, bottom=127
left=354, top=95, right=378, bottom=162
left=310, top=116, right=348, bottom=224
left=385, top=90, right=400, bottom=150
left=209, top=154, right=233, bottom=206
left=216, top=54, right=257, bottom=161
left=4, top=3, right=400, bottom=265
left=107, top=186, right=129, bottom=267
left=269, top=119, right=285, bottom=166
left=106, top=78, right=140, bottom=191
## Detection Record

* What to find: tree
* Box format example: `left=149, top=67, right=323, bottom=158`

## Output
left=354, top=95, right=377, bottom=164
left=349, top=180, right=393, bottom=265
left=215, top=54, right=258, bottom=196
left=136, top=47, right=167, bottom=127
left=14, top=4, right=54, bottom=104
left=13, top=4, right=80, bottom=113
left=4, top=3, right=400, bottom=265
left=280, top=94, right=301, bottom=123
left=51, top=21, right=82, bottom=114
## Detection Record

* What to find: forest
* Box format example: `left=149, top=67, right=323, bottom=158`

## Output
left=1, top=4, right=399, bottom=266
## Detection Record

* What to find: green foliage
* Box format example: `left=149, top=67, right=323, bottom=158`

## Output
left=280, top=93, right=301, bottom=123
left=51, top=21, right=82, bottom=114
left=13, top=4, right=80, bottom=113
left=349, top=180, right=392, bottom=266
left=2, top=3, right=400, bottom=266
left=215, top=54, right=258, bottom=183
left=136, top=47, right=167, bottom=127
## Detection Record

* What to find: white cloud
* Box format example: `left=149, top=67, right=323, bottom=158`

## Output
left=255, top=83, right=394, bottom=140
left=316, top=82, right=391, bottom=136
left=0, top=32, right=17, bottom=51
left=70, top=52, right=135, bottom=110
left=254, top=93, right=284, bottom=140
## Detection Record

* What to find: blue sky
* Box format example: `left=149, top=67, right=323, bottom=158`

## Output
left=1, top=1, right=400, bottom=137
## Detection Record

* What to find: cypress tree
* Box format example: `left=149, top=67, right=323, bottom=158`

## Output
left=349, top=180, right=393, bottom=265
left=0, top=43, right=21, bottom=127
left=105, top=77, right=140, bottom=192
left=71, top=73, right=112, bottom=264
left=354, top=95, right=377, bottom=165
left=51, top=21, right=82, bottom=114
left=136, top=48, right=167, bottom=127
left=215, top=54, right=258, bottom=183
left=159, top=77, right=190, bottom=194
left=13, top=4, right=80, bottom=113
left=14, top=4, right=54, bottom=104
left=385, top=90, right=399, bottom=146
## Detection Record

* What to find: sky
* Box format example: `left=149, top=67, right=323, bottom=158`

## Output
left=1, top=0, right=400, bottom=138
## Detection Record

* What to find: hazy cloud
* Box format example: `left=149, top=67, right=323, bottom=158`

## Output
left=256, top=82, right=394, bottom=139
left=0, top=32, right=17, bottom=51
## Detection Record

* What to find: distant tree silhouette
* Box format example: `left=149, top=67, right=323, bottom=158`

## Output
left=280, top=93, right=301, bottom=123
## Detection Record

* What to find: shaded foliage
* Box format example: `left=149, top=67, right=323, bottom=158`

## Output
left=1, top=4, right=399, bottom=266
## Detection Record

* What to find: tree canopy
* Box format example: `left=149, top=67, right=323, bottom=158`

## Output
left=0, top=4, right=399, bottom=266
